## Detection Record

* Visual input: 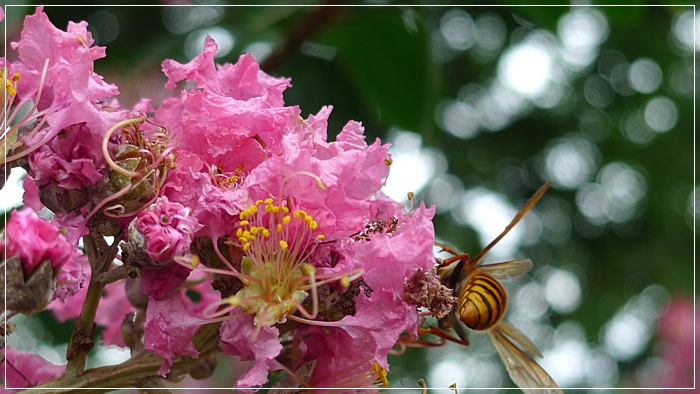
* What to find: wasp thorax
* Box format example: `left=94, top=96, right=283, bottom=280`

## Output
left=459, top=272, right=507, bottom=331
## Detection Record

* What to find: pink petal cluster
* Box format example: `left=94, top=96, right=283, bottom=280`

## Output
left=141, top=36, right=437, bottom=389
left=1, top=207, right=77, bottom=275
left=29, top=123, right=105, bottom=190
left=5, top=8, right=442, bottom=392
left=134, top=196, right=202, bottom=263
left=9, top=6, right=125, bottom=148
left=144, top=293, right=203, bottom=376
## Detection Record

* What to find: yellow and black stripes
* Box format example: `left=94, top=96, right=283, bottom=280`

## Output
left=458, top=273, right=507, bottom=331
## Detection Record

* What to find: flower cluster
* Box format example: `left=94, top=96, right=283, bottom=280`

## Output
left=1, top=7, right=440, bottom=392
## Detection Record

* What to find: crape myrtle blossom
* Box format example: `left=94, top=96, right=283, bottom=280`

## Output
left=3, top=6, right=127, bottom=171
left=1, top=207, right=85, bottom=315
left=1, top=207, right=76, bottom=275
left=2, top=8, right=443, bottom=392
left=147, top=37, right=438, bottom=389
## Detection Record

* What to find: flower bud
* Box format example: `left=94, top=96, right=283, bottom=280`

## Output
left=2, top=207, right=75, bottom=275
left=38, top=182, right=89, bottom=214
left=0, top=256, right=55, bottom=315
left=131, top=196, right=200, bottom=266
left=100, top=144, right=159, bottom=216
left=186, top=355, right=217, bottom=380
left=125, top=277, right=149, bottom=308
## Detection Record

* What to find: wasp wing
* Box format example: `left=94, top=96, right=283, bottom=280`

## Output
left=478, top=259, right=533, bottom=280
left=497, top=318, right=543, bottom=357
left=489, top=325, right=563, bottom=394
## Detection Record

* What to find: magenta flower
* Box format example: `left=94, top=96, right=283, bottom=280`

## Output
left=158, top=37, right=298, bottom=179
left=29, top=123, right=106, bottom=190
left=220, top=314, right=283, bottom=390
left=2, top=7, right=127, bottom=180
left=134, top=196, right=201, bottom=264
left=144, top=293, right=203, bottom=376
left=2, top=207, right=76, bottom=275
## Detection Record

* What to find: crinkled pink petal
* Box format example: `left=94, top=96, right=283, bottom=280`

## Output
left=2, top=207, right=76, bottom=274
left=160, top=152, right=238, bottom=239
left=29, top=123, right=105, bottom=190
left=52, top=211, right=89, bottom=246
left=12, top=7, right=104, bottom=71
left=22, top=175, right=43, bottom=212
left=53, top=254, right=87, bottom=302
left=163, top=37, right=291, bottom=105
left=47, top=263, right=88, bottom=321
left=303, top=203, right=436, bottom=373
left=144, top=293, right=202, bottom=376
left=220, top=314, right=282, bottom=390
left=299, top=325, right=384, bottom=390
left=135, top=196, right=201, bottom=263
left=162, top=36, right=219, bottom=91
left=168, top=88, right=299, bottom=173
left=1, top=347, right=66, bottom=390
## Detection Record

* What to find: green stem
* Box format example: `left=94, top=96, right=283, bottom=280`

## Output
left=65, top=233, right=117, bottom=377
left=24, top=322, right=221, bottom=393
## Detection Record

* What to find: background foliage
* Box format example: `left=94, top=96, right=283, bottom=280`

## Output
left=2, top=2, right=696, bottom=392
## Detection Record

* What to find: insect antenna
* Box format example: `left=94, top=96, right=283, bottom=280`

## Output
left=466, top=182, right=550, bottom=270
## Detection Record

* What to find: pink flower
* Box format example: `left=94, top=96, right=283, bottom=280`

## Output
left=53, top=254, right=87, bottom=302
left=220, top=314, right=283, bottom=390
left=135, top=196, right=201, bottom=263
left=144, top=293, right=203, bottom=376
left=29, top=123, right=105, bottom=190
left=2, top=207, right=77, bottom=275
left=10, top=7, right=124, bottom=138
left=160, top=151, right=238, bottom=241
left=238, top=108, right=391, bottom=240
left=1, top=347, right=66, bottom=391
left=158, top=37, right=298, bottom=179
left=4, top=8, right=128, bottom=176
left=300, top=202, right=436, bottom=382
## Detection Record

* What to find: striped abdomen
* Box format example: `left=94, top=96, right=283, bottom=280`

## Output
left=459, top=272, right=507, bottom=331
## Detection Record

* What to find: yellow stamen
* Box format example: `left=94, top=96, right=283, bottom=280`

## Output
left=373, top=363, right=389, bottom=387
left=190, top=255, right=200, bottom=269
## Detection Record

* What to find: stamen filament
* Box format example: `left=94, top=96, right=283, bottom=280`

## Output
left=102, top=117, right=146, bottom=179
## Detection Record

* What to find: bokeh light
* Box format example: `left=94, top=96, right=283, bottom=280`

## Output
left=644, top=96, right=678, bottom=133
left=544, top=135, right=600, bottom=190
left=628, top=57, right=663, bottom=94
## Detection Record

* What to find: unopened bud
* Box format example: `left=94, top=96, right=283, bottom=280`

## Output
left=125, top=277, right=149, bottom=308
left=1, top=257, right=55, bottom=315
